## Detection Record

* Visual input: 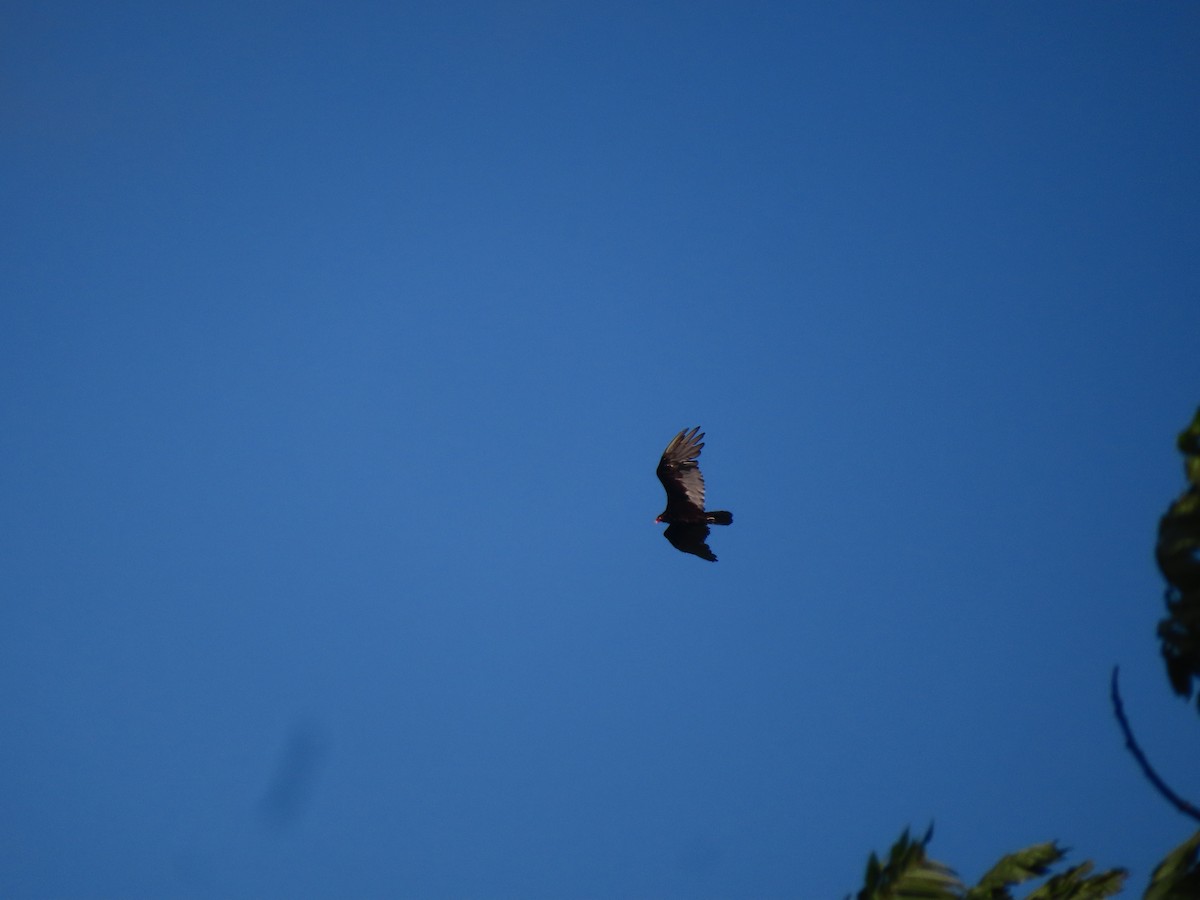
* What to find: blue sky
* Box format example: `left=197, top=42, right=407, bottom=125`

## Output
left=3, top=2, right=1199, bottom=897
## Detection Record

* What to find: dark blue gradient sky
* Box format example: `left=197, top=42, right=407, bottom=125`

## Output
left=3, top=3, right=1199, bottom=897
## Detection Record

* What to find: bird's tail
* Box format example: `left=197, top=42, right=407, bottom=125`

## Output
left=707, top=511, right=733, bottom=526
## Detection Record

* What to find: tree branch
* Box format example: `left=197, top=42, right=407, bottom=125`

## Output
left=1110, top=666, right=1200, bottom=823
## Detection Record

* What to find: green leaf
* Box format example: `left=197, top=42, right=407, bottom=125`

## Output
left=1144, top=830, right=1200, bottom=900
left=1177, top=407, right=1200, bottom=460
left=1023, top=861, right=1126, bottom=900
left=967, top=841, right=1065, bottom=898
left=856, top=827, right=963, bottom=900
left=1157, top=407, right=1200, bottom=707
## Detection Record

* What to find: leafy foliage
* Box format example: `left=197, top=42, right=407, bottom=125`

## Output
left=1023, top=862, right=1126, bottom=900
left=854, top=829, right=1126, bottom=900
left=966, top=842, right=1064, bottom=898
left=1145, top=831, right=1200, bottom=900
left=855, top=826, right=962, bottom=900
left=851, top=411, right=1200, bottom=900
left=851, top=829, right=1200, bottom=899
left=1157, top=407, right=1200, bottom=708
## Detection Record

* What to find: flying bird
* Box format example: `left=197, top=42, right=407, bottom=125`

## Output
left=655, top=426, right=733, bottom=561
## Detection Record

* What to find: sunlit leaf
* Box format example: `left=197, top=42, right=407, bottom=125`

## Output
left=856, top=827, right=963, bottom=900
left=1023, top=861, right=1126, bottom=900
left=1144, top=830, right=1200, bottom=900
left=966, top=841, right=1065, bottom=899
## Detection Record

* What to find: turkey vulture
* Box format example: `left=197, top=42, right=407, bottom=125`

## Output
left=655, top=426, right=733, bottom=561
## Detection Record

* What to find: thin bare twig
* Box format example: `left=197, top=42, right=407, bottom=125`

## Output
left=1110, top=666, right=1200, bottom=823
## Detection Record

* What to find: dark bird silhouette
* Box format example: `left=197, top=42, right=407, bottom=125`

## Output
left=655, top=426, right=733, bottom=561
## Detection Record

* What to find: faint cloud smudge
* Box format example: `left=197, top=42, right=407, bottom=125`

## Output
left=258, top=721, right=330, bottom=832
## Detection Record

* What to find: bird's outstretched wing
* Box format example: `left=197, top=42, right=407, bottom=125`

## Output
left=656, top=426, right=707, bottom=518
left=663, top=523, right=717, bottom=562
